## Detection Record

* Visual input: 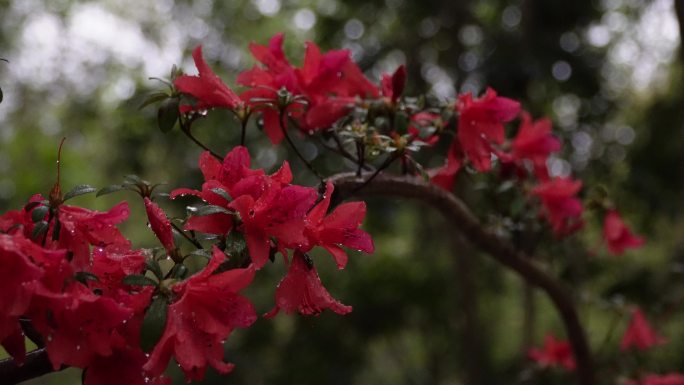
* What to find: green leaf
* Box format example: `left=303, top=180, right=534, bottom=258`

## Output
left=170, top=264, right=188, bottom=279
left=96, top=184, right=126, bottom=197
left=31, top=205, right=49, bottom=223
left=188, top=249, right=212, bottom=259
left=157, top=98, right=179, bottom=133
left=122, top=274, right=158, bottom=287
left=75, top=271, right=100, bottom=284
left=140, top=296, right=169, bottom=351
left=145, top=259, right=163, bottom=280
left=225, top=231, right=247, bottom=256
left=209, top=187, right=231, bottom=201
left=63, top=184, right=97, bottom=201
left=190, top=205, right=231, bottom=216
left=124, top=174, right=145, bottom=185
left=31, top=221, right=49, bottom=240
left=139, top=92, right=170, bottom=110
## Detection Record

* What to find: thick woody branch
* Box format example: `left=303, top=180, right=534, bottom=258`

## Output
left=330, top=172, right=595, bottom=385
left=0, top=348, right=66, bottom=385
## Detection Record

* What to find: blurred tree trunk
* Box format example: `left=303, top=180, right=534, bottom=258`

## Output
left=451, top=234, right=493, bottom=385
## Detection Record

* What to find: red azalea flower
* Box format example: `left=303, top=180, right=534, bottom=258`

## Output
left=531, top=177, right=584, bottom=236
left=603, top=210, right=645, bottom=255
left=238, top=34, right=378, bottom=143
left=528, top=333, right=576, bottom=371
left=85, top=344, right=170, bottom=385
left=510, top=111, right=561, bottom=180
left=143, top=246, right=256, bottom=382
left=621, top=307, right=666, bottom=351
left=380, top=65, right=406, bottom=104
left=174, top=45, right=242, bottom=113
left=408, top=111, right=442, bottom=146
left=89, top=246, right=146, bottom=294
left=229, top=183, right=317, bottom=268
left=265, top=252, right=352, bottom=318
left=429, top=139, right=463, bottom=190
left=0, top=233, right=44, bottom=363
left=144, top=198, right=175, bottom=253
left=29, top=282, right=134, bottom=369
left=54, top=201, right=131, bottom=269
left=456, top=88, right=520, bottom=171
left=304, top=181, right=374, bottom=269
left=626, top=373, right=684, bottom=385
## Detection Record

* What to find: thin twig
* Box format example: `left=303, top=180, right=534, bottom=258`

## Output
left=179, top=119, right=222, bottom=160
left=171, top=222, right=203, bottom=249
left=278, top=108, right=324, bottom=181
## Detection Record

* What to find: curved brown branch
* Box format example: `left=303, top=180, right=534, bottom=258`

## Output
left=330, top=172, right=595, bottom=385
left=0, top=348, right=66, bottom=385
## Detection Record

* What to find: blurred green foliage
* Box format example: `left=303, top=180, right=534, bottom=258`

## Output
left=2, top=0, right=684, bottom=384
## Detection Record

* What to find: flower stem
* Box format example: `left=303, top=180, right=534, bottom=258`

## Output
left=278, top=108, right=324, bottom=181
left=180, top=118, right=222, bottom=160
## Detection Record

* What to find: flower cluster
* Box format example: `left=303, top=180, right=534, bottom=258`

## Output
left=0, top=145, right=373, bottom=383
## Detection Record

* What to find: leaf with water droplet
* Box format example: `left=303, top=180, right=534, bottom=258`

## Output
left=63, top=184, right=97, bottom=201
left=141, top=296, right=168, bottom=351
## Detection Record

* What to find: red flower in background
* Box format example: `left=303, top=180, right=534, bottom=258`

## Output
left=603, top=210, right=645, bottom=255
left=430, top=140, right=463, bottom=191
left=531, top=177, right=584, bottom=236
left=509, top=112, right=561, bottom=180
left=237, top=34, right=378, bottom=143
left=380, top=65, right=406, bottom=104
left=144, top=246, right=256, bottom=382
left=621, top=307, right=666, bottom=351
left=528, top=333, right=576, bottom=371
left=265, top=252, right=352, bottom=318
left=626, top=373, right=684, bottom=385
left=174, top=45, right=242, bottom=113
left=456, top=88, right=520, bottom=171
left=408, top=111, right=441, bottom=146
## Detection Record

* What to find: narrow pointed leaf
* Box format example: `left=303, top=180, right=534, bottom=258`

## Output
left=158, top=98, right=179, bottom=133
left=140, top=296, right=169, bottom=351
left=192, top=205, right=231, bottom=216
left=63, top=184, right=97, bottom=201
left=31, top=221, right=49, bottom=240
left=139, top=92, right=170, bottom=110
left=96, top=184, right=126, bottom=197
